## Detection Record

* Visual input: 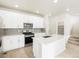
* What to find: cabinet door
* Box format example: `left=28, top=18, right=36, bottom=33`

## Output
left=17, top=14, right=24, bottom=28
left=11, top=37, right=19, bottom=49
left=2, top=12, right=18, bottom=28
left=23, top=15, right=44, bottom=28
left=32, top=17, right=44, bottom=28
left=28, top=16, right=44, bottom=28
left=2, top=36, right=19, bottom=51
left=2, top=37, right=12, bottom=51
left=18, top=35, right=25, bottom=48
left=0, top=10, right=19, bottom=28
left=0, top=17, right=4, bottom=28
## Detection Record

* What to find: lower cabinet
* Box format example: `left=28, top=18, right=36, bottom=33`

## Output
left=2, top=35, right=24, bottom=52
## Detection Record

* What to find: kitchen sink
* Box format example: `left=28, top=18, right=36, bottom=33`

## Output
left=43, top=36, right=51, bottom=38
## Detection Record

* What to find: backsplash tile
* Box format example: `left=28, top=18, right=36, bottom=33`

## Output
left=0, top=28, right=45, bottom=36
left=33, top=28, right=45, bottom=33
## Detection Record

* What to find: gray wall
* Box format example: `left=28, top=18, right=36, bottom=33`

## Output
left=0, top=29, right=4, bottom=36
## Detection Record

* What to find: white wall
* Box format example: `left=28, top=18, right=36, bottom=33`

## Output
left=46, top=13, right=79, bottom=39
left=45, top=14, right=65, bottom=35
left=50, top=15, right=65, bottom=35
left=66, top=14, right=79, bottom=37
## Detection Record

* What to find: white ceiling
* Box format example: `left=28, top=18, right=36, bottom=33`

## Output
left=0, top=0, right=79, bottom=16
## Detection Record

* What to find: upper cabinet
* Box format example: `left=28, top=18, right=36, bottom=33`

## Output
left=0, top=9, right=44, bottom=28
left=0, top=10, right=19, bottom=28
left=23, top=14, right=44, bottom=28
left=25, top=15, right=44, bottom=28
left=2, top=13, right=18, bottom=28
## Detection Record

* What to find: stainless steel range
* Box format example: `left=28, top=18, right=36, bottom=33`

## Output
left=23, top=23, right=34, bottom=44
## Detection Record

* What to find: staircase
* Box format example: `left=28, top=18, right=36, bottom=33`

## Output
left=68, top=35, right=79, bottom=46
left=56, top=35, right=79, bottom=58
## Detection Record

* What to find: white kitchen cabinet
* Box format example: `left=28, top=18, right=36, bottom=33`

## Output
left=0, top=10, right=23, bottom=28
left=18, top=36, right=25, bottom=48
left=0, top=10, right=6, bottom=28
left=0, top=9, right=44, bottom=28
left=23, top=14, right=29, bottom=23
left=1, top=11, right=18, bottom=28
left=2, top=35, right=24, bottom=52
left=0, top=16, right=4, bottom=28
left=28, top=16, right=44, bottom=28
left=16, top=14, right=24, bottom=28
left=23, top=15, right=44, bottom=28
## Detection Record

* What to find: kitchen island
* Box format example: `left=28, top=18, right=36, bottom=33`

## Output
left=33, top=34, right=66, bottom=58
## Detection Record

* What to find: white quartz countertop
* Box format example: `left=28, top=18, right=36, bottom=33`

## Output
left=34, top=34, right=65, bottom=44
left=2, top=34, right=24, bottom=39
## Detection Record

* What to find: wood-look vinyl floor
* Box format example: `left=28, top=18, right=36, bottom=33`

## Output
left=0, top=42, right=79, bottom=58
left=0, top=43, right=34, bottom=58
left=56, top=43, right=79, bottom=58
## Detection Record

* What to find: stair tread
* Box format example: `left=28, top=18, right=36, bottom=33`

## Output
left=68, top=40, right=79, bottom=46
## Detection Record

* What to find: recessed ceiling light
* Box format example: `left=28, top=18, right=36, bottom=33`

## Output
left=36, top=10, right=40, bottom=13
left=15, top=5, right=19, bottom=8
left=53, top=0, right=58, bottom=3
left=66, top=8, right=70, bottom=12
